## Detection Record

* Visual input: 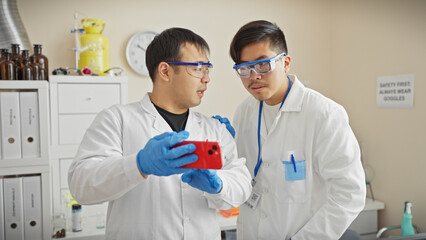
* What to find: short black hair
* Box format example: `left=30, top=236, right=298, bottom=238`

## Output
left=229, top=20, right=287, bottom=64
left=146, top=27, right=210, bottom=81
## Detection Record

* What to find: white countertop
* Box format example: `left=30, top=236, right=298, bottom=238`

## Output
left=62, top=198, right=383, bottom=239
left=61, top=212, right=237, bottom=239
left=363, top=198, right=385, bottom=211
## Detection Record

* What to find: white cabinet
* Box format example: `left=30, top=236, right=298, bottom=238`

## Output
left=349, top=198, right=385, bottom=240
left=49, top=76, right=127, bottom=237
left=0, top=80, right=51, bottom=240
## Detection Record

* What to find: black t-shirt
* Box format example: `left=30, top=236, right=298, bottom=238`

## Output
left=153, top=104, right=189, bottom=132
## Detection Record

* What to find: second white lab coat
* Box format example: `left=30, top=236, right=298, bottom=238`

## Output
left=68, top=93, right=252, bottom=240
left=234, top=75, right=366, bottom=240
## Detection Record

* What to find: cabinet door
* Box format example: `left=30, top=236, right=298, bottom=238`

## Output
left=60, top=159, right=72, bottom=188
left=348, top=210, right=378, bottom=235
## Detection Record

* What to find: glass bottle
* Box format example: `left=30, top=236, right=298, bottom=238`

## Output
left=0, top=48, right=8, bottom=64
left=10, top=44, right=22, bottom=77
left=22, top=49, right=39, bottom=80
left=61, top=193, right=72, bottom=232
left=0, top=52, right=16, bottom=80
left=29, top=44, right=49, bottom=81
left=401, top=201, right=415, bottom=236
left=18, top=50, right=33, bottom=80
left=52, top=213, right=66, bottom=238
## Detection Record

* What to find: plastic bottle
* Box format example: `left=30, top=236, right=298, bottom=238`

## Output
left=78, top=18, right=109, bottom=75
left=71, top=204, right=82, bottom=232
left=0, top=52, right=16, bottom=80
left=29, top=44, right=49, bottom=80
left=401, top=201, right=415, bottom=236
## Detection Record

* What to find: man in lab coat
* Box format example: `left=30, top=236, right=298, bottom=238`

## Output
left=68, top=27, right=252, bottom=240
left=225, top=20, right=366, bottom=239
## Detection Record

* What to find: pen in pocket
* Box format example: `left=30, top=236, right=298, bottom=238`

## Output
left=291, top=154, right=297, bottom=172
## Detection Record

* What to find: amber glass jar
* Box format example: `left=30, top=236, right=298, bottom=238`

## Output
left=22, top=49, right=39, bottom=80
left=11, top=44, right=22, bottom=76
left=18, top=50, right=33, bottom=80
left=0, top=49, right=8, bottom=64
left=0, top=52, right=16, bottom=80
left=29, top=44, right=49, bottom=81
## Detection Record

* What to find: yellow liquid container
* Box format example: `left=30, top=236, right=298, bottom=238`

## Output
left=78, top=19, right=109, bottom=75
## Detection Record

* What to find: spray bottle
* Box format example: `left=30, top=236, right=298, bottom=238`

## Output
left=401, top=201, right=415, bottom=236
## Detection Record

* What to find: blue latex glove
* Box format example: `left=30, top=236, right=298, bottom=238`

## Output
left=137, top=131, right=198, bottom=176
left=181, top=169, right=223, bottom=194
left=212, top=115, right=235, bottom=138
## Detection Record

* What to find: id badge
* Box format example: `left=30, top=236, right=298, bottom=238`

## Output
left=244, top=190, right=261, bottom=209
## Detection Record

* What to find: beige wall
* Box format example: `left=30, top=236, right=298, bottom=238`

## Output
left=18, top=0, right=332, bottom=117
left=17, top=0, right=425, bottom=235
left=331, top=0, right=426, bottom=235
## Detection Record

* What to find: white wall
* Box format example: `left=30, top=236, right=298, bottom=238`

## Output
left=17, top=0, right=426, bottom=236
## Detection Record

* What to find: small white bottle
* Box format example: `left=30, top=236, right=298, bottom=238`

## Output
left=72, top=204, right=82, bottom=232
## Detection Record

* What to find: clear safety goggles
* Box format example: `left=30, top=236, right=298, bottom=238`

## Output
left=166, top=61, right=213, bottom=79
left=233, top=52, right=286, bottom=78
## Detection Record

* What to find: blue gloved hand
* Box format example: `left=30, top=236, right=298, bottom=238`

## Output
left=181, top=169, right=223, bottom=194
left=137, top=131, right=198, bottom=176
left=212, top=115, right=235, bottom=138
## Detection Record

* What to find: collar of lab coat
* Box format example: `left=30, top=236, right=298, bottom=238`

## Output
left=139, top=93, right=203, bottom=139
left=257, top=75, right=305, bottom=141
left=280, top=74, right=305, bottom=112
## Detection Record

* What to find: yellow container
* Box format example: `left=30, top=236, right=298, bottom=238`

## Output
left=78, top=19, right=110, bottom=75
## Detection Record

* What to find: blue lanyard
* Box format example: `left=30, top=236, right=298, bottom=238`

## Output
left=253, top=76, right=292, bottom=179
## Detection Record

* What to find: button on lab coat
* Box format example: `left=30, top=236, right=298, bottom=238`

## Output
left=68, top=93, right=252, bottom=240
left=234, top=75, right=366, bottom=240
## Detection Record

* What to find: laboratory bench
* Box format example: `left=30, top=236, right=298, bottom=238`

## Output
left=60, top=198, right=383, bottom=240
left=60, top=212, right=236, bottom=240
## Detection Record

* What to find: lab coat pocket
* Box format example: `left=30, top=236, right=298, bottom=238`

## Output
left=283, top=160, right=306, bottom=181
left=275, top=152, right=307, bottom=203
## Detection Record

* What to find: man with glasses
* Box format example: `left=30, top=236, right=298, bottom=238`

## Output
left=68, top=27, right=252, bottom=240
left=218, top=20, right=366, bottom=239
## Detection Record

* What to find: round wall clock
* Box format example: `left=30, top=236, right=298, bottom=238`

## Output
left=126, top=31, right=157, bottom=76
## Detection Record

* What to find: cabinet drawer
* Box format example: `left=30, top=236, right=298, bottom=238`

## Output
left=59, top=114, right=96, bottom=145
left=58, top=84, right=120, bottom=113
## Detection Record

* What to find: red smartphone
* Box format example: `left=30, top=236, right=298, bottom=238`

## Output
left=172, top=141, right=222, bottom=169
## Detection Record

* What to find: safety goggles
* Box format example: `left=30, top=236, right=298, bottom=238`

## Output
left=166, top=62, right=213, bottom=79
left=52, top=67, right=79, bottom=75
left=233, top=52, right=286, bottom=77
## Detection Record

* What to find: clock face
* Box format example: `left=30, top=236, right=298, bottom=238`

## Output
left=126, top=31, right=157, bottom=76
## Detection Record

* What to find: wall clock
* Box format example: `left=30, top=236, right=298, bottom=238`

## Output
left=126, top=31, right=157, bottom=76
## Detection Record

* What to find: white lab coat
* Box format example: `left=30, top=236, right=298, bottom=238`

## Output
left=68, top=93, right=252, bottom=240
left=234, top=75, right=366, bottom=240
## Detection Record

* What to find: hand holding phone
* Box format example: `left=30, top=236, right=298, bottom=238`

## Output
left=172, top=141, right=222, bottom=169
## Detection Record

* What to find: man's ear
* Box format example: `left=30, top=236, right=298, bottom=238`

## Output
left=157, top=62, right=172, bottom=82
left=283, top=55, right=291, bottom=73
